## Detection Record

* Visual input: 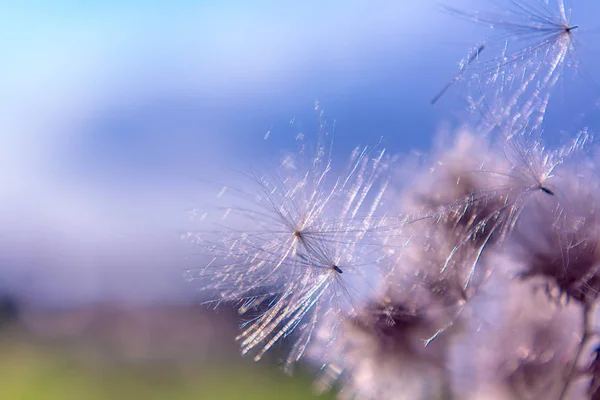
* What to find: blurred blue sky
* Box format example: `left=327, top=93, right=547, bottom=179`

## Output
left=1, top=1, right=599, bottom=306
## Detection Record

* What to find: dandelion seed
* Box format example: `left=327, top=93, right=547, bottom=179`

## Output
left=442, top=0, right=579, bottom=77
left=501, top=133, right=561, bottom=197
left=438, top=0, right=592, bottom=130
left=234, top=227, right=385, bottom=371
left=440, top=130, right=575, bottom=266
left=398, top=130, right=577, bottom=346
left=189, top=117, right=392, bottom=367
left=540, top=186, right=555, bottom=195
left=431, top=43, right=486, bottom=105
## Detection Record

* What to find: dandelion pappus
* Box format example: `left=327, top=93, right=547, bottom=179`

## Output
left=434, top=0, right=598, bottom=133
left=188, top=117, right=393, bottom=368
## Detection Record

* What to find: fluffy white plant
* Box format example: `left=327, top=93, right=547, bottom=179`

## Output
left=190, top=1, right=600, bottom=399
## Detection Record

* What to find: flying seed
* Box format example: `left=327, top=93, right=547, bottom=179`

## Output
left=540, top=186, right=555, bottom=196
left=431, top=44, right=486, bottom=105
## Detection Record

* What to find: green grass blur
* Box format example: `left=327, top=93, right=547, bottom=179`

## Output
left=0, top=325, right=334, bottom=400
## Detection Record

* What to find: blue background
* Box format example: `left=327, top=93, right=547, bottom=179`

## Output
left=1, top=0, right=599, bottom=306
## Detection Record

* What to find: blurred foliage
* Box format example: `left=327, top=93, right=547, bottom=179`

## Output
left=0, top=327, right=333, bottom=400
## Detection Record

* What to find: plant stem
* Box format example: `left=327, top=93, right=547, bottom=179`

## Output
left=559, top=302, right=594, bottom=400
